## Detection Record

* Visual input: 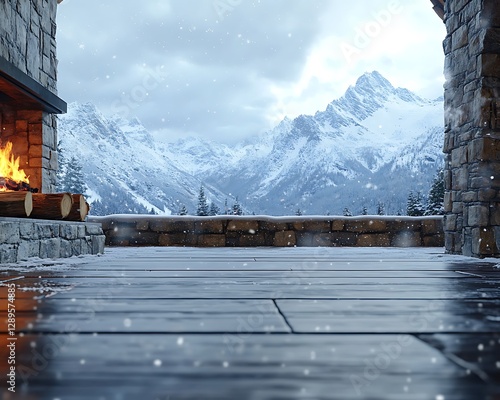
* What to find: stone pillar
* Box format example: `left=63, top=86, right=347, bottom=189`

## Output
left=0, top=0, right=61, bottom=193
left=443, top=0, right=500, bottom=257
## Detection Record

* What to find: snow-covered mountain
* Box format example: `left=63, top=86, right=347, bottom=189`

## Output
left=58, top=103, right=227, bottom=215
left=58, top=71, right=444, bottom=216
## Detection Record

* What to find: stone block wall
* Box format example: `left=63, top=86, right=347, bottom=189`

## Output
left=443, top=0, right=500, bottom=257
left=90, top=216, right=444, bottom=248
left=0, top=0, right=59, bottom=93
left=0, top=218, right=106, bottom=263
left=0, top=0, right=60, bottom=193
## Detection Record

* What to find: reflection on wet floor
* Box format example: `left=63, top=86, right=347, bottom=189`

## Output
left=0, top=266, right=76, bottom=396
left=0, top=247, right=499, bottom=400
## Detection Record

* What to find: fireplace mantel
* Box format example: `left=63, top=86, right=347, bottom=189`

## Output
left=0, top=55, right=66, bottom=114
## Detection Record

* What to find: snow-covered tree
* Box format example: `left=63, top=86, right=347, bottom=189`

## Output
left=425, top=169, right=445, bottom=215
left=196, top=186, right=209, bottom=216
left=224, top=198, right=230, bottom=215
left=377, top=202, right=385, bottom=216
left=62, top=156, right=87, bottom=194
left=361, top=206, right=368, bottom=215
left=343, top=207, right=352, bottom=217
left=90, top=196, right=149, bottom=216
left=57, top=142, right=86, bottom=194
left=232, top=197, right=242, bottom=215
left=295, top=208, right=303, bottom=216
left=178, top=204, right=188, bottom=215
left=209, top=202, right=220, bottom=216
left=56, top=141, right=67, bottom=192
left=407, top=191, right=425, bottom=216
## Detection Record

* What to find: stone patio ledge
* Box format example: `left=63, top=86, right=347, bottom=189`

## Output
left=88, top=215, right=444, bottom=248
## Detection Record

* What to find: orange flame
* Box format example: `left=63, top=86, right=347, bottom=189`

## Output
left=0, top=142, right=30, bottom=188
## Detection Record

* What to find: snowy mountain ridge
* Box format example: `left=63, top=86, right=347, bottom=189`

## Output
left=58, top=71, right=444, bottom=216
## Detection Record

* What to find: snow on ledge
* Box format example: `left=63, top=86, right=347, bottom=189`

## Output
left=89, top=214, right=443, bottom=223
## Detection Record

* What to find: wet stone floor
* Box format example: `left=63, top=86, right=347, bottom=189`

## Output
left=0, top=247, right=499, bottom=400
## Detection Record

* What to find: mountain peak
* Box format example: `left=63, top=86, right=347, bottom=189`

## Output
left=324, top=71, right=427, bottom=121
left=354, top=71, right=394, bottom=92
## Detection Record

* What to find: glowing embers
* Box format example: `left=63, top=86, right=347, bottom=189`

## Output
left=0, top=141, right=37, bottom=192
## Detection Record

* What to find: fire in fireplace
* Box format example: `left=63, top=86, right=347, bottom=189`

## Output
left=0, top=141, right=36, bottom=192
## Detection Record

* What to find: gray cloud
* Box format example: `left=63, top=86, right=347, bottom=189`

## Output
left=56, top=0, right=446, bottom=144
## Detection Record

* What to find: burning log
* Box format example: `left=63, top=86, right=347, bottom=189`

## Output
left=30, top=193, right=73, bottom=220
left=0, top=192, right=33, bottom=217
left=0, top=177, right=37, bottom=192
left=66, top=194, right=90, bottom=222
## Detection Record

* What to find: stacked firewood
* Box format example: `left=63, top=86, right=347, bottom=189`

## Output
left=0, top=192, right=90, bottom=221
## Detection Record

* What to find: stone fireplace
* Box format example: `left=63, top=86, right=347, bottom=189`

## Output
left=0, top=0, right=65, bottom=193
left=0, top=0, right=105, bottom=263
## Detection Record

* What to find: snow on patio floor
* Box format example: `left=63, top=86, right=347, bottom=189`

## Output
left=1, top=246, right=499, bottom=399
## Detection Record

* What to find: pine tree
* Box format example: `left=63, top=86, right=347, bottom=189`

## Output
left=425, top=169, right=445, bottom=215
left=56, top=141, right=66, bottom=192
left=343, top=207, right=352, bottom=217
left=232, top=196, right=242, bottom=215
left=361, top=206, right=368, bottom=215
left=295, top=208, right=303, bottom=216
left=64, top=156, right=87, bottom=194
left=224, top=198, right=229, bottom=215
left=407, top=191, right=425, bottom=216
left=209, top=202, right=220, bottom=216
left=196, top=186, right=209, bottom=216
left=377, top=202, right=385, bottom=216
left=178, top=204, right=188, bottom=215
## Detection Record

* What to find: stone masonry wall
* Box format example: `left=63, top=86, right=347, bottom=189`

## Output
left=90, top=216, right=444, bottom=248
left=0, top=218, right=105, bottom=263
left=0, top=0, right=60, bottom=193
left=443, top=0, right=500, bottom=257
left=0, top=0, right=59, bottom=93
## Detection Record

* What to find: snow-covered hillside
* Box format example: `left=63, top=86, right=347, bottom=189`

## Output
left=58, top=103, right=227, bottom=215
left=58, top=71, right=444, bottom=216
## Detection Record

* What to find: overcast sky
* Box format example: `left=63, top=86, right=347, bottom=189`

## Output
left=56, top=0, right=447, bottom=144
